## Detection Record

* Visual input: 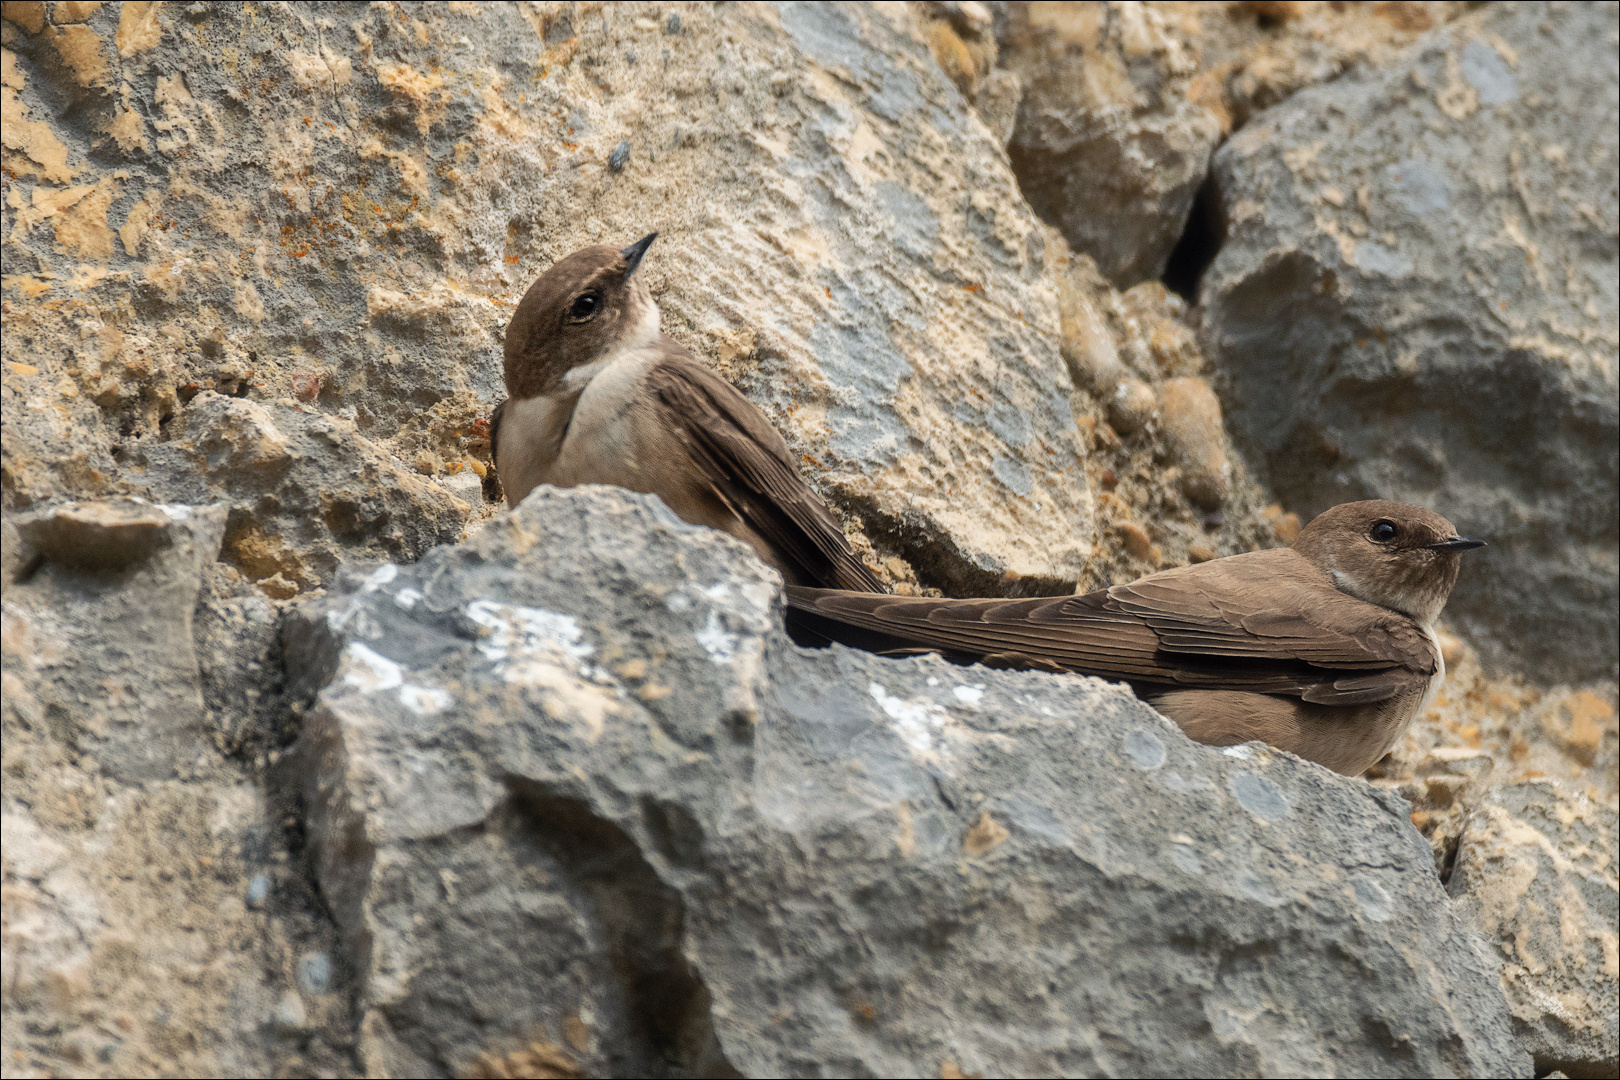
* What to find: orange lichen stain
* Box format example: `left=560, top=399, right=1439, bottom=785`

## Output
left=2, top=274, right=55, bottom=298
left=105, top=103, right=147, bottom=152
left=115, top=0, right=161, bottom=57
left=2, top=57, right=76, bottom=182
left=459, top=1037, right=583, bottom=1078
left=1541, top=690, right=1616, bottom=766
left=51, top=175, right=120, bottom=259
left=48, top=23, right=109, bottom=87
left=375, top=61, right=445, bottom=133
left=963, top=811, right=1009, bottom=857
left=963, top=282, right=983, bottom=293
left=54, top=2, right=109, bottom=24
left=2, top=2, right=46, bottom=34
left=504, top=254, right=519, bottom=263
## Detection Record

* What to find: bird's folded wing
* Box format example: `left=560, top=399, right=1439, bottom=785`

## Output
left=1106, top=550, right=1437, bottom=675
left=645, top=359, right=884, bottom=593
left=786, top=553, right=1436, bottom=706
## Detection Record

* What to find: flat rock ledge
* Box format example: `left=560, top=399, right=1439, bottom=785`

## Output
left=284, top=485, right=1528, bottom=1078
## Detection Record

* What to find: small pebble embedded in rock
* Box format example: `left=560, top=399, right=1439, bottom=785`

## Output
left=609, top=140, right=631, bottom=172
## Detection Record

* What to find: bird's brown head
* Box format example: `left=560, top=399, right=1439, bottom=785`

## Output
left=1291, top=500, right=1484, bottom=625
left=503, top=233, right=660, bottom=398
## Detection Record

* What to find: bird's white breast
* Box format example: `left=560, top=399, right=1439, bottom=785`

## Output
left=1416, top=621, right=1446, bottom=718
left=496, top=343, right=664, bottom=507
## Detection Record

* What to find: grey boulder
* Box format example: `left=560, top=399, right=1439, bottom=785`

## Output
left=284, top=485, right=1528, bottom=1078
left=1201, top=1, right=1619, bottom=683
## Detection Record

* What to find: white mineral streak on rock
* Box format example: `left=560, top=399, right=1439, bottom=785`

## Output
left=464, top=599, right=616, bottom=742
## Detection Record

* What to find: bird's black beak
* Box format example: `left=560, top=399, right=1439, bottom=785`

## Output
left=1427, top=536, right=1486, bottom=553
left=620, top=232, right=657, bottom=280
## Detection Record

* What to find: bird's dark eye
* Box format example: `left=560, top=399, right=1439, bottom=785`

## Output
left=1370, top=520, right=1399, bottom=543
left=567, top=292, right=599, bottom=322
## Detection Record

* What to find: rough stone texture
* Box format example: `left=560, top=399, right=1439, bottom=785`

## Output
left=6, top=497, right=224, bottom=783
left=285, top=484, right=1529, bottom=1079
left=999, top=1, right=1223, bottom=288
left=1449, top=782, right=1619, bottom=1078
left=913, top=0, right=1021, bottom=146
left=1046, top=232, right=1281, bottom=585
left=1202, top=1, right=1620, bottom=684
left=1, top=497, right=353, bottom=1077
left=1371, top=630, right=1617, bottom=883
left=993, top=1, right=1468, bottom=291
left=1186, top=0, right=1472, bottom=134
left=1, top=0, right=1098, bottom=598
left=2, top=2, right=1612, bottom=1074
left=130, top=390, right=467, bottom=597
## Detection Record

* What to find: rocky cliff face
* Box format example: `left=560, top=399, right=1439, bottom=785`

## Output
left=2, top=2, right=1614, bottom=1077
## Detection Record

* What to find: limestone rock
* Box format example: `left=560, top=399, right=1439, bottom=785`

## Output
left=285, top=484, right=1529, bottom=1078
left=1158, top=376, right=1230, bottom=511
left=1189, top=1, right=1472, bottom=133
left=1202, top=1, right=1620, bottom=683
left=131, top=391, right=466, bottom=597
left=1, top=494, right=352, bottom=1075
left=5, top=497, right=224, bottom=783
left=1450, top=782, right=1619, bottom=1077
left=1045, top=236, right=1278, bottom=585
left=0, top=0, right=1096, bottom=597
left=992, top=1, right=1475, bottom=293
left=999, top=2, right=1223, bottom=288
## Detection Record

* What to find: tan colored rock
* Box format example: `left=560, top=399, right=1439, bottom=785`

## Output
left=993, top=1, right=1469, bottom=289
left=1450, top=782, right=1619, bottom=1076
left=1104, top=377, right=1157, bottom=437
left=2, top=0, right=1093, bottom=598
left=999, top=1, right=1222, bottom=287
left=1157, top=377, right=1228, bottom=510
left=130, top=392, right=465, bottom=595
left=1044, top=234, right=1276, bottom=586
left=11, top=496, right=175, bottom=571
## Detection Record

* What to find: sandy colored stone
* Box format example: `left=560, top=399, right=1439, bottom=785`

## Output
left=999, top=2, right=1222, bottom=288
left=2, top=0, right=1094, bottom=597
left=129, top=392, right=466, bottom=594
left=1043, top=233, right=1277, bottom=588
left=1157, top=376, right=1229, bottom=510
left=1449, top=781, right=1618, bottom=1076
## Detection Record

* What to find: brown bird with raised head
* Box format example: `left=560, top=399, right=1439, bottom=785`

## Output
left=787, top=501, right=1485, bottom=775
left=492, top=233, right=883, bottom=592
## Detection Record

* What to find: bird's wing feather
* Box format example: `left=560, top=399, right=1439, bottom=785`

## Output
left=1106, top=550, right=1437, bottom=675
left=645, top=357, right=884, bottom=592
left=785, top=549, right=1436, bottom=705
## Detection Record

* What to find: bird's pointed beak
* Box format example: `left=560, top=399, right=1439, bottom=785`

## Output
left=620, top=232, right=657, bottom=280
left=1427, top=536, right=1486, bottom=553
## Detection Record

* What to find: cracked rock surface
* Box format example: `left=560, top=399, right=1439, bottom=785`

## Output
left=285, top=484, right=1527, bottom=1079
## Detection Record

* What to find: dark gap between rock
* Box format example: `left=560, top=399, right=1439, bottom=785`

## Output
left=1162, top=175, right=1225, bottom=305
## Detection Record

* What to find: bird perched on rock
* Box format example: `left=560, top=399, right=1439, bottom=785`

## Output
left=787, top=501, right=1485, bottom=775
left=492, top=233, right=883, bottom=592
